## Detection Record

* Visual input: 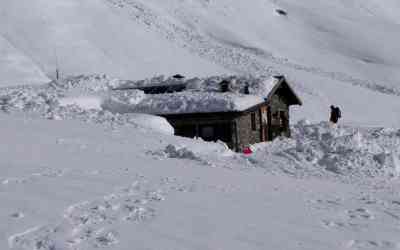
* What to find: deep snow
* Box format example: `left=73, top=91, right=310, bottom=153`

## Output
left=1, top=0, right=400, bottom=126
left=2, top=112, right=400, bottom=250
left=1, top=75, right=400, bottom=249
left=1, top=1, right=400, bottom=249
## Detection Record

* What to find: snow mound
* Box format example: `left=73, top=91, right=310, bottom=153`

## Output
left=101, top=89, right=147, bottom=113
left=0, top=85, right=58, bottom=113
left=120, top=75, right=277, bottom=97
left=252, top=121, right=400, bottom=179
left=122, top=114, right=174, bottom=135
left=163, top=144, right=202, bottom=161
left=0, top=76, right=173, bottom=135
left=150, top=140, right=233, bottom=167
left=49, top=74, right=123, bottom=93
left=59, top=95, right=103, bottom=110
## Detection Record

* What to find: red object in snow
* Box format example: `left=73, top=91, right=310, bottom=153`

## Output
left=243, top=147, right=253, bottom=155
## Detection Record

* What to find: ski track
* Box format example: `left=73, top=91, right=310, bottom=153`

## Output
left=104, top=0, right=400, bottom=97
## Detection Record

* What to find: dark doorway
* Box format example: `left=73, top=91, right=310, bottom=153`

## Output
left=266, top=106, right=272, bottom=141
left=199, top=123, right=232, bottom=143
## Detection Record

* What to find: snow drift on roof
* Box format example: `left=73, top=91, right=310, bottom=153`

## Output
left=107, top=75, right=285, bottom=115
left=105, top=90, right=265, bottom=115
left=117, top=75, right=278, bottom=97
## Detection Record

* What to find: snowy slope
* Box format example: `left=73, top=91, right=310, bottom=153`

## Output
left=103, top=0, right=400, bottom=126
left=2, top=0, right=400, bottom=87
left=0, top=36, right=49, bottom=85
left=2, top=113, right=400, bottom=250
left=2, top=2, right=400, bottom=250
left=127, top=0, right=400, bottom=88
left=0, top=0, right=227, bottom=85
left=1, top=0, right=400, bottom=126
left=0, top=76, right=400, bottom=250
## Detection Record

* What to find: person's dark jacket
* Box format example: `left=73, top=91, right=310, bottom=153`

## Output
left=330, top=106, right=341, bottom=123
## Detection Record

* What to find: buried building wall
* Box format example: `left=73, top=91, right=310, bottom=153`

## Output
left=166, top=113, right=236, bottom=149
left=234, top=109, right=263, bottom=151
left=268, top=94, right=290, bottom=139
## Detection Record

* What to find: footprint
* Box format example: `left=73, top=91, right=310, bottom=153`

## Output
left=322, top=220, right=346, bottom=228
left=346, top=208, right=375, bottom=220
left=2, top=177, right=29, bottom=185
left=346, top=239, right=400, bottom=249
left=9, top=178, right=167, bottom=250
left=307, top=198, right=342, bottom=211
left=93, top=229, right=119, bottom=247
left=10, top=212, right=24, bottom=219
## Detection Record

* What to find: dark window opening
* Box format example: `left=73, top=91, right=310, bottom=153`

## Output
left=279, top=111, right=287, bottom=125
left=201, top=126, right=214, bottom=141
left=251, top=112, right=257, bottom=131
left=175, top=125, right=196, bottom=138
left=172, top=74, right=185, bottom=79
left=244, top=83, right=250, bottom=94
left=198, top=123, right=232, bottom=143
left=220, top=80, right=230, bottom=92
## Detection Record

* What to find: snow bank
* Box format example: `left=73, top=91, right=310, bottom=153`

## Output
left=101, top=90, right=146, bottom=114
left=251, top=121, right=400, bottom=179
left=124, top=114, right=174, bottom=135
left=162, top=144, right=202, bottom=161
left=49, top=74, right=123, bottom=92
left=0, top=75, right=173, bottom=135
left=59, top=96, right=103, bottom=110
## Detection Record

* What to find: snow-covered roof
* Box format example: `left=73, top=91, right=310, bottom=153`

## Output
left=117, top=75, right=279, bottom=97
left=108, top=75, right=296, bottom=115
left=116, top=92, right=265, bottom=115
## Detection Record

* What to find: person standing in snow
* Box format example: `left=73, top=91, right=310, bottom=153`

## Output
left=329, top=105, right=341, bottom=124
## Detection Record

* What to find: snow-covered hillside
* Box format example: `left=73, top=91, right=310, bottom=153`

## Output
left=0, top=0, right=227, bottom=85
left=1, top=0, right=400, bottom=125
left=0, top=75, right=399, bottom=250
left=2, top=1, right=400, bottom=249
left=2, top=110, right=400, bottom=250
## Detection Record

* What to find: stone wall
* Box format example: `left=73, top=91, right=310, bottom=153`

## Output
left=268, top=94, right=290, bottom=139
left=234, top=109, right=262, bottom=151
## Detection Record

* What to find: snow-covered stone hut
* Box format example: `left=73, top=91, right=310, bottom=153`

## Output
left=111, top=75, right=302, bottom=152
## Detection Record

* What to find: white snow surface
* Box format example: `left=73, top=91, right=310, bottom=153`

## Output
left=1, top=0, right=400, bottom=126
left=2, top=111, right=400, bottom=250
left=119, top=75, right=278, bottom=98
left=106, top=91, right=264, bottom=115
left=1, top=75, right=400, bottom=249
left=108, top=75, right=281, bottom=114
left=59, top=96, right=103, bottom=110
left=2, top=1, right=400, bottom=249
left=0, top=75, right=175, bottom=135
